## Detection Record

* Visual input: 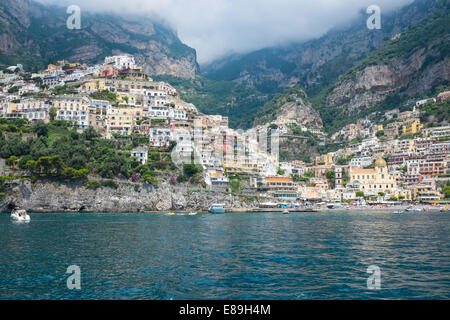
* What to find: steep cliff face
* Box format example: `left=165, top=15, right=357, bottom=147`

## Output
left=321, top=6, right=449, bottom=126
left=0, top=0, right=198, bottom=78
left=254, top=87, right=323, bottom=127
left=0, top=180, right=261, bottom=213
left=277, top=99, right=323, bottom=128
left=197, top=0, right=445, bottom=130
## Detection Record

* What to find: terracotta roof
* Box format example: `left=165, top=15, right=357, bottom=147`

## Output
left=351, top=169, right=375, bottom=174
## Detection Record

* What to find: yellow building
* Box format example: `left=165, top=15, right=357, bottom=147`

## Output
left=265, top=177, right=298, bottom=199
left=107, top=106, right=143, bottom=138
left=117, top=93, right=136, bottom=105
left=402, top=119, right=423, bottom=136
left=409, top=184, right=441, bottom=201
left=53, top=96, right=90, bottom=129
left=349, top=158, right=397, bottom=194
left=315, top=154, right=333, bottom=165
left=374, top=124, right=384, bottom=132
left=83, top=79, right=105, bottom=92
left=223, top=154, right=260, bottom=173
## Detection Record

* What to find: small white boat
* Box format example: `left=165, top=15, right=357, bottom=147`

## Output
left=188, top=212, right=198, bottom=216
left=11, top=209, right=30, bottom=222
left=283, top=210, right=289, bottom=215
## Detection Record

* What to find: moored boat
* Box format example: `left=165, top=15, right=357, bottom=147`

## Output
left=11, top=209, right=30, bottom=222
left=209, top=204, right=225, bottom=214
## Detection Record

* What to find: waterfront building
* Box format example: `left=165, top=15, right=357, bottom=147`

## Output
left=349, top=158, right=398, bottom=195
left=264, top=176, right=298, bottom=200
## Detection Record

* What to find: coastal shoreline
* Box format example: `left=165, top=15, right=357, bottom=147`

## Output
left=2, top=205, right=446, bottom=215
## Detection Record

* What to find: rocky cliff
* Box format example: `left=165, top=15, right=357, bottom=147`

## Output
left=0, top=180, right=262, bottom=213
left=322, top=6, right=449, bottom=125
left=0, top=0, right=198, bottom=78
left=254, top=87, right=323, bottom=127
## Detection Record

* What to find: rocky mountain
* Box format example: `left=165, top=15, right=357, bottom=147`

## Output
left=317, top=3, right=449, bottom=132
left=0, top=0, right=198, bottom=78
left=196, top=0, right=448, bottom=132
left=203, top=0, right=438, bottom=94
left=254, top=87, right=323, bottom=128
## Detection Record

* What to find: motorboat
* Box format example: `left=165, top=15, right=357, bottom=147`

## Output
left=188, top=212, right=198, bottom=216
left=283, top=209, right=289, bottom=215
left=326, top=203, right=343, bottom=209
left=209, top=204, right=225, bottom=214
left=11, top=209, right=30, bottom=222
left=168, top=212, right=176, bottom=215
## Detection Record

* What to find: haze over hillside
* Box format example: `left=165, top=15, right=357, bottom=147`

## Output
left=0, top=0, right=198, bottom=78
left=1, top=0, right=448, bottom=131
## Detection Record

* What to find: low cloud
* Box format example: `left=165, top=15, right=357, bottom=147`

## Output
left=38, top=0, right=413, bottom=64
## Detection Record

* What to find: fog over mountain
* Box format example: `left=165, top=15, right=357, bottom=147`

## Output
left=38, top=0, right=413, bottom=64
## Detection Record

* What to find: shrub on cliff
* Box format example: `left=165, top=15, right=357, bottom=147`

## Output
left=86, top=180, right=101, bottom=190
left=61, top=168, right=89, bottom=182
left=142, top=174, right=158, bottom=186
left=101, top=180, right=119, bottom=189
left=183, top=163, right=202, bottom=177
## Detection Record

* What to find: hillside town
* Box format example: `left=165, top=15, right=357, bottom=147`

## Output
left=1, top=55, right=449, bottom=208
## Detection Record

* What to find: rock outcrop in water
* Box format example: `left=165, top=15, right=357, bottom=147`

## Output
left=0, top=180, right=262, bottom=213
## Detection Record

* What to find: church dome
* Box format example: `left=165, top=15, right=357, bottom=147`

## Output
left=375, top=158, right=387, bottom=168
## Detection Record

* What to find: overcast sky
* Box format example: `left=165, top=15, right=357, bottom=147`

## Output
left=38, top=0, right=413, bottom=64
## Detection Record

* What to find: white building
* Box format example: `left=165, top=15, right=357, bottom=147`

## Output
left=149, top=127, right=172, bottom=148
left=130, top=146, right=148, bottom=165
left=19, top=84, right=40, bottom=95
left=104, top=55, right=136, bottom=70
left=350, top=157, right=373, bottom=168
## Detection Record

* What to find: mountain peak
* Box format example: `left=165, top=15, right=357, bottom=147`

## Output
left=0, top=0, right=199, bottom=79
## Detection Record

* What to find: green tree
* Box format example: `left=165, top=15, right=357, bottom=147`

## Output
left=49, top=107, right=57, bottom=121
left=6, top=156, right=18, bottom=167
left=18, top=155, right=32, bottom=169
left=33, top=121, right=48, bottom=138
left=444, top=186, right=450, bottom=199
left=356, top=191, right=365, bottom=198
left=183, top=163, right=202, bottom=177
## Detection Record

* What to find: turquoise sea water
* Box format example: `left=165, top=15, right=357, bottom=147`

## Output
left=0, top=211, right=449, bottom=300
